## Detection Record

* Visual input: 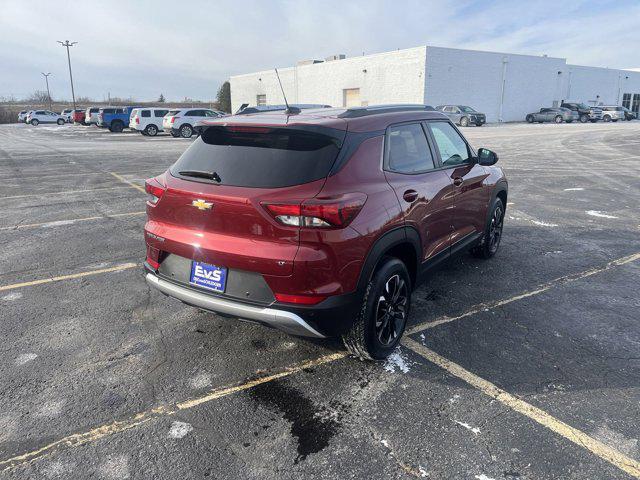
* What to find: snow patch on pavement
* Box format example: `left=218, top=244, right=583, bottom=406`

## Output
left=563, top=187, right=584, bottom=191
left=2, top=292, right=22, bottom=301
left=15, top=353, right=38, bottom=365
left=384, top=349, right=412, bottom=373
left=455, top=420, right=481, bottom=435
left=168, top=421, right=193, bottom=439
left=586, top=210, right=618, bottom=219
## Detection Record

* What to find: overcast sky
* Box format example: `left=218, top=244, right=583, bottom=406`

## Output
left=1, top=0, right=639, bottom=102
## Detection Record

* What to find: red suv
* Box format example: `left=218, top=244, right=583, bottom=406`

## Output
left=144, top=105, right=507, bottom=360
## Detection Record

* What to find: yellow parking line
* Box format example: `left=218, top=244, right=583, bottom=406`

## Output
left=0, top=351, right=347, bottom=472
left=0, top=186, right=133, bottom=200
left=0, top=211, right=145, bottom=231
left=406, top=251, right=640, bottom=335
left=109, top=171, right=146, bottom=194
left=0, top=263, right=138, bottom=292
left=403, top=338, right=640, bottom=479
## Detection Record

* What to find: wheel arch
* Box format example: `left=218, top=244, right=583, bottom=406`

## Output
left=356, top=227, right=421, bottom=294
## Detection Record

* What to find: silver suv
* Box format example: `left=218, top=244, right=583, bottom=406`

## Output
left=600, top=106, right=625, bottom=122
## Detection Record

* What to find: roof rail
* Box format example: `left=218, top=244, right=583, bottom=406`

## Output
left=337, top=104, right=435, bottom=118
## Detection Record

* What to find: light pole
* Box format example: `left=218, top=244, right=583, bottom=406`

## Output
left=57, top=40, right=77, bottom=110
left=41, top=72, right=52, bottom=111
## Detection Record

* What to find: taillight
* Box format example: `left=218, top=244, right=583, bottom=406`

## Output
left=145, top=177, right=166, bottom=205
left=170, top=116, right=178, bottom=124
left=262, top=193, right=367, bottom=228
left=135, top=116, right=139, bottom=124
left=146, top=245, right=161, bottom=270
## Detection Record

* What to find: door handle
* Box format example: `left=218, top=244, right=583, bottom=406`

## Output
left=403, top=189, right=419, bottom=202
left=453, top=177, right=464, bottom=187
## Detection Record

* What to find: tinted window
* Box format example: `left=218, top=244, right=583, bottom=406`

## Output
left=427, top=122, right=470, bottom=167
left=170, top=126, right=343, bottom=188
left=141, top=110, right=151, bottom=117
left=102, top=108, right=115, bottom=114
left=90, top=108, right=99, bottom=113
left=154, top=110, right=168, bottom=117
left=36, top=111, right=45, bottom=114
left=385, top=123, right=435, bottom=174
left=167, top=110, right=180, bottom=116
left=185, top=110, right=201, bottom=116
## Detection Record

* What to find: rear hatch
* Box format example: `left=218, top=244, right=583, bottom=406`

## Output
left=145, top=122, right=346, bottom=277
left=164, top=110, right=181, bottom=128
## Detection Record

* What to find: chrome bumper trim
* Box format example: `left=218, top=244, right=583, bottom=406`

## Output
left=145, top=273, right=326, bottom=338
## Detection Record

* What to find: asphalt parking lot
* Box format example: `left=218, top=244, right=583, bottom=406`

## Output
left=1, top=121, right=639, bottom=479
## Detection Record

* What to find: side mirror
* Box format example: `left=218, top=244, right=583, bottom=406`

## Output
left=477, top=148, right=498, bottom=166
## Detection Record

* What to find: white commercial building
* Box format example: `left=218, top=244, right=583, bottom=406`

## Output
left=230, top=45, right=640, bottom=122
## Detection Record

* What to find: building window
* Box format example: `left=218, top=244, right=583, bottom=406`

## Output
left=622, top=93, right=631, bottom=109
left=343, top=88, right=360, bottom=107
left=256, top=94, right=266, bottom=106
left=633, top=94, right=640, bottom=114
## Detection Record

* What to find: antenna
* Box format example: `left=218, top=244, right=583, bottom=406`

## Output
left=274, top=68, right=300, bottom=115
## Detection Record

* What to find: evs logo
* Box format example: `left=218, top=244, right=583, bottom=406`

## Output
left=190, top=261, right=227, bottom=293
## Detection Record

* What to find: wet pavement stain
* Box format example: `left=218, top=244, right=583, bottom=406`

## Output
left=250, top=379, right=340, bottom=463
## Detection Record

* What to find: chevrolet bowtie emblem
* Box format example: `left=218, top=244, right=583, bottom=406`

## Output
left=191, top=199, right=213, bottom=211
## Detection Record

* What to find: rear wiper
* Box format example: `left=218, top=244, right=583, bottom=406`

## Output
left=178, top=170, right=221, bottom=183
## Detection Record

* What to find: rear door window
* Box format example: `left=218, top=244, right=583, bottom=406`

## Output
left=141, top=110, right=151, bottom=117
left=384, top=123, right=436, bottom=174
left=155, top=110, right=168, bottom=117
left=170, top=126, right=345, bottom=188
left=427, top=122, right=471, bottom=167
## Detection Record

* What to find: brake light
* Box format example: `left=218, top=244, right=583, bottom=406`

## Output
left=135, top=116, right=139, bottom=124
left=145, top=177, right=166, bottom=205
left=225, top=126, right=272, bottom=133
left=170, top=116, right=178, bottom=124
left=274, top=293, right=327, bottom=305
left=262, top=193, right=367, bottom=228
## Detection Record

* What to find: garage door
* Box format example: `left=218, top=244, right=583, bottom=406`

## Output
left=343, top=88, right=360, bottom=107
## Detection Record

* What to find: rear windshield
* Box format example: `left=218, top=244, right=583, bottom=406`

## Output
left=167, top=110, right=180, bottom=116
left=90, top=108, right=99, bottom=113
left=101, top=108, right=116, bottom=114
left=170, top=126, right=344, bottom=188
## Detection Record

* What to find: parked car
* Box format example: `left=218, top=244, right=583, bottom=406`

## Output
left=71, top=109, right=86, bottom=124
left=17, top=111, right=28, bottom=122
left=560, top=102, right=602, bottom=123
left=96, top=107, right=117, bottom=127
left=526, top=107, right=578, bottom=123
left=129, top=107, right=170, bottom=136
left=143, top=104, right=507, bottom=360
left=85, top=107, right=101, bottom=125
left=26, top=110, right=65, bottom=126
left=60, top=109, right=74, bottom=123
left=435, top=105, right=486, bottom=126
left=620, top=106, right=637, bottom=121
left=162, top=108, right=224, bottom=138
left=600, top=106, right=625, bottom=122
left=98, top=106, right=140, bottom=132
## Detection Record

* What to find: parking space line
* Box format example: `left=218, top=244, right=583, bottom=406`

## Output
left=402, top=337, right=640, bottom=479
left=0, top=351, right=346, bottom=472
left=109, top=171, right=146, bottom=194
left=0, top=263, right=138, bottom=292
left=0, top=211, right=145, bottom=231
left=406, top=251, right=640, bottom=335
left=0, top=185, right=133, bottom=200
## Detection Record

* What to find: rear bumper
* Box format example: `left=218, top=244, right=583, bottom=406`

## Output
left=145, top=271, right=328, bottom=338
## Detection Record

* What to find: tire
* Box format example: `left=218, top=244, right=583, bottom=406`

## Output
left=170, top=131, right=180, bottom=138
left=526, top=115, right=534, bottom=123
left=140, top=131, right=148, bottom=136
left=144, top=124, right=158, bottom=136
left=603, top=115, right=611, bottom=122
left=566, top=120, right=573, bottom=123
left=475, top=122, right=483, bottom=127
left=612, top=119, right=618, bottom=122
left=31, top=119, right=39, bottom=126
left=110, top=120, right=124, bottom=133
left=554, top=115, right=563, bottom=123
left=179, top=124, right=193, bottom=138
left=57, top=119, right=64, bottom=125
left=472, top=198, right=505, bottom=259
left=459, top=116, right=469, bottom=127
left=579, top=114, right=589, bottom=123
left=342, top=257, right=411, bottom=360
